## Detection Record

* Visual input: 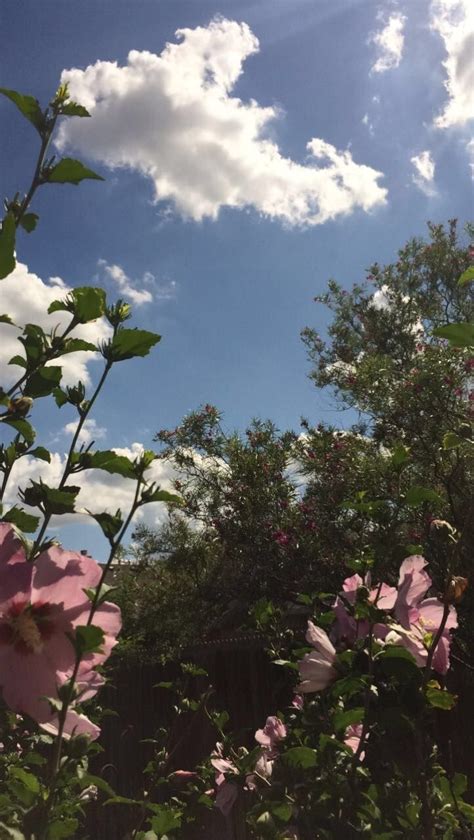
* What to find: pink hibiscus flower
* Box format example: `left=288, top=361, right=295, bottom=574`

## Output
left=344, top=723, right=364, bottom=758
left=386, top=598, right=457, bottom=674
left=297, top=621, right=337, bottom=693
left=255, top=716, right=287, bottom=751
left=0, top=524, right=121, bottom=738
left=211, top=743, right=239, bottom=816
left=394, top=555, right=432, bottom=628
left=342, top=572, right=397, bottom=610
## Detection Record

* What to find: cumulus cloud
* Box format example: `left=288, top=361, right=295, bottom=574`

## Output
left=56, top=17, right=387, bottom=227
left=62, top=418, right=107, bottom=445
left=410, top=150, right=436, bottom=195
left=370, top=12, right=406, bottom=73
left=5, top=443, right=179, bottom=533
left=97, top=259, right=177, bottom=305
left=431, top=0, right=474, bottom=128
left=0, top=262, right=111, bottom=389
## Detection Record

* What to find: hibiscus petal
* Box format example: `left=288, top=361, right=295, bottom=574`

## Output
left=305, top=621, right=336, bottom=660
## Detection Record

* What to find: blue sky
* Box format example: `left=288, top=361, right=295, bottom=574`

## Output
left=0, top=0, right=473, bottom=558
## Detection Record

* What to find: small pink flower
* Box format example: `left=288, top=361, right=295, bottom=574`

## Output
left=292, top=694, right=304, bottom=710
left=0, top=524, right=121, bottom=739
left=273, top=530, right=291, bottom=546
left=344, top=723, right=364, bottom=757
left=298, top=621, right=337, bottom=693
left=255, top=716, right=287, bottom=750
left=342, top=573, right=397, bottom=610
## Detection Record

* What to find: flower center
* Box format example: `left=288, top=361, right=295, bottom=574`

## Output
left=0, top=601, right=54, bottom=655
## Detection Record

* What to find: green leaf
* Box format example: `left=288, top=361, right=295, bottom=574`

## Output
left=0, top=313, right=14, bottom=325
left=59, top=337, right=97, bottom=355
left=79, top=773, right=116, bottom=797
left=333, top=707, right=365, bottom=733
left=46, top=158, right=104, bottom=185
left=391, top=444, right=410, bottom=467
left=29, top=446, right=51, bottom=463
left=72, top=625, right=105, bottom=656
left=89, top=510, right=123, bottom=541
left=48, top=286, right=106, bottom=323
left=19, top=212, right=39, bottom=233
left=443, top=432, right=463, bottom=450
left=24, top=366, right=62, bottom=398
left=83, top=582, right=117, bottom=606
left=458, top=266, right=474, bottom=287
left=433, top=322, right=474, bottom=348
left=425, top=683, right=457, bottom=710
left=45, top=818, right=78, bottom=840
left=20, top=481, right=80, bottom=515
left=0, top=212, right=16, bottom=279
left=282, top=746, right=317, bottom=769
left=107, top=328, right=161, bottom=362
left=78, top=450, right=136, bottom=478
left=53, top=387, right=69, bottom=408
left=404, top=486, right=443, bottom=507
left=150, top=807, right=182, bottom=836
left=60, top=102, right=90, bottom=117
left=10, top=767, right=40, bottom=793
left=9, top=354, right=27, bottom=367
left=2, top=507, right=40, bottom=533
left=2, top=418, right=36, bottom=444
left=270, top=802, right=293, bottom=823
left=140, top=486, right=181, bottom=506
left=0, top=87, right=44, bottom=133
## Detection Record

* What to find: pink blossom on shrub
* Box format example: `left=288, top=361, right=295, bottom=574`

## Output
left=211, top=743, right=239, bottom=816
left=297, top=621, right=337, bottom=693
left=342, top=573, right=397, bottom=610
left=344, top=723, right=364, bottom=757
left=215, top=780, right=238, bottom=816
left=0, top=524, right=121, bottom=738
left=255, top=716, right=287, bottom=750
left=395, top=555, right=432, bottom=628
left=387, top=598, right=457, bottom=674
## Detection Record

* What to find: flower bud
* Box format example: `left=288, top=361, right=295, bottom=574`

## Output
left=444, top=576, right=468, bottom=605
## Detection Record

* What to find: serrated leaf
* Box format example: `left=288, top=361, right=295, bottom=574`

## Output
left=107, top=328, right=161, bottom=362
left=1, top=418, right=35, bottom=444
left=79, top=450, right=136, bottom=478
left=59, top=337, right=97, bottom=355
left=10, top=767, right=40, bottom=793
left=404, top=486, right=443, bottom=507
left=270, top=802, right=293, bottom=823
left=458, top=266, right=474, bottom=287
left=21, top=481, right=79, bottom=514
left=425, top=684, right=457, bottom=710
left=0, top=212, right=16, bottom=279
left=442, top=432, right=462, bottom=450
left=60, top=102, right=90, bottom=118
left=140, top=487, right=181, bottom=505
left=83, top=582, right=117, bottom=606
left=48, top=286, right=106, bottom=323
left=433, top=322, right=474, bottom=348
left=150, top=807, right=182, bottom=836
left=2, top=507, right=40, bottom=532
left=282, top=746, right=317, bottom=769
left=24, top=366, right=62, bottom=398
left=19, top=212, right=39, bottom=233
left=0, top=87, right=44, bottom=133
left=72, top=624, right=105, bottom=656
left=29, top=446, right=51, bottom=462
left=46, top=158, right=104, bottom=185
left=89, top=510, right=123, bottom=541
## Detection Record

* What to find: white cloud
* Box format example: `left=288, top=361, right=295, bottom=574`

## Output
left=431, top=0, right=474, bottom=128
left=467, top=138, right=474, bottom=178
left=362, top=113, right=375, bottom=136
left=370, top=12, right=406, bottom=73
left=5, top=444, right=179, bottom=535
left=0, top=263, right=111, bottom=389
left=410, top=150, right=437, bottom=195
left=56, top=18, right=387, bottom=227
left=63, top=418, right=107, bottom=445
left=97, top=259, right=177, bottom=305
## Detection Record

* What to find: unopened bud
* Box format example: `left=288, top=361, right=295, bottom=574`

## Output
left=444, top=576, right=468, bottom=605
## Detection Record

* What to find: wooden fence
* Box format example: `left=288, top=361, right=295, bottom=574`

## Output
left=86, top=636, right=474, bottom=839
